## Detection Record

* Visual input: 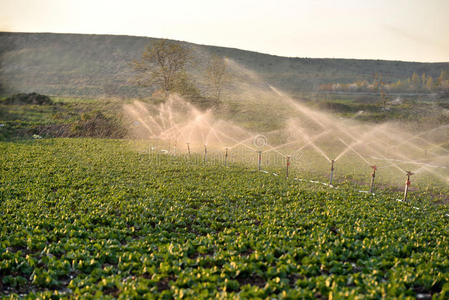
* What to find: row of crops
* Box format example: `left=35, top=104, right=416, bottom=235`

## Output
left=1, top=138, right=449, bottom=298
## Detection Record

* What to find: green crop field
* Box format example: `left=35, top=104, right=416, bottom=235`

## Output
left=1, top=138, right=449, bottom=299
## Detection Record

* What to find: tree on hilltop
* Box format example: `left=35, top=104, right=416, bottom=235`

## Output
left=133, top=40, right=191, bottom=97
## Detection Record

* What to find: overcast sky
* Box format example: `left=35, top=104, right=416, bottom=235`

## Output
left=1, top=0, right=448, bottom=62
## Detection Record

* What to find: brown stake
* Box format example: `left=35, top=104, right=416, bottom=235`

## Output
left=329, top=159, right=335, bottom=185
left=225, top=148, right=228, bottom=167
left=369, top=165, right=377, bottom=193
left=403, top=171, right=414, bottom=202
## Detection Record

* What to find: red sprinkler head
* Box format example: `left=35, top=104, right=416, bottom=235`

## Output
left=405, top=171, right=414, bottom=185
left=371, top=165, right=377, bottom=171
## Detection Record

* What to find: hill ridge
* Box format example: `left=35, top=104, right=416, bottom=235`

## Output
left=1, top=31, right=448, bottom=98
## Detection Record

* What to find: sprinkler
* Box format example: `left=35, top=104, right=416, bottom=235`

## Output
left=225, top=147, right=228, bottom=167
left=204, top=144, right=208, bottom=163
left=403, top=171, right=414, bottom=202
left=186, top=143, right=191, bottom=158
left=173, top=139, right=177, bottom=155
left=149, top=145, right=157, bottom=158
left=257, top=151, right=262, bottom=171
left=329, top=159, right=335, bottom=185
left=286, top=155, right=291, bottom=178
left=369, top=165, right=377, bottom=193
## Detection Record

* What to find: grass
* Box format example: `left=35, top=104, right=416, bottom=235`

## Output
left=0, top=96, right=126, bottom=140
left=306, top=93, right=449, bottom=126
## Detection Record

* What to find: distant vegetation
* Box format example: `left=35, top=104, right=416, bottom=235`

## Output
left=320, top=71, right=449, bottom=94
left=2, top=92, right=449, bottom=141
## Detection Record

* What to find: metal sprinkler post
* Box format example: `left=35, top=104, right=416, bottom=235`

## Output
left=369, top=165, right=377, bottom=193
left=403, top=171, right=414, bottom=202
left=257, top=151, right=262, bottom=171
left=286, top=155, right=291, bottom=178
left=225, top=148, right=228, bottom=167
left=204, top=145, right=208, bottom=163
left=329, top=159, right=335, bottom=185
left=186, top=143, right=191, bottom=158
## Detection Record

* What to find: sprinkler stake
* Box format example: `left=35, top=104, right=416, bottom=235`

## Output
left=286, top=156, right=291, bottom=178
left=329, top=160, right=335, bottom=186
left=186, top=143, right=191, bottom=158
left=369, top=165, right=377, bottom=193
left=257, top=151, right=262, bottom=171
left=403, top=171, right=414, bottom=202
left=204, top=145, right=208, bottom=163
left=225, top=148, right=228, bottom=167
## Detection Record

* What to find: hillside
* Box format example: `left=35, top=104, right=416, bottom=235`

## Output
left=1, top=32, right=449, bottom=98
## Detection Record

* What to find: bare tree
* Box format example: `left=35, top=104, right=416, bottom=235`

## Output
left=206, top=55, right=229, bottom=103
left=133, top=40, right=189, bottom=97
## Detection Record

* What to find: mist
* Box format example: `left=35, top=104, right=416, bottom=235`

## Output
left=124, top=59, right=449, bottom=194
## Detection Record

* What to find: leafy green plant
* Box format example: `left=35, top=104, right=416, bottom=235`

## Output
left=1, top=138, right=448, bottom=298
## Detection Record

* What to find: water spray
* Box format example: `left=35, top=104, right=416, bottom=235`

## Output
left=403, top=171, right=414, bottom=202
left=369, top=165, right=377, bottom=193
left=329, top=159, right=335, bottom=185
left=204, top=144, right=208, bottom=163
left=186, top=143, right=191, bottom=158
left=225, top=147, right=228, bottom=167
left=286, top=155, right=291, bottom=178
left=257, top=151, right=262, bottom=171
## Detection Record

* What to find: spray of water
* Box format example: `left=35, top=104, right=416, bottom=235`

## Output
left=124, top=59, right=449, bottom=192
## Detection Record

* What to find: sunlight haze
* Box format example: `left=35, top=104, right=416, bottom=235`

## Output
left=1, top=0, right=449, bottom=62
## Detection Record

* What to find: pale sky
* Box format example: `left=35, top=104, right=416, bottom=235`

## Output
left=1, top=0, right=449, bottom=62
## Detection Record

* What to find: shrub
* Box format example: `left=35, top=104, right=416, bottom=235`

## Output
left=3, top=93, right=53, bottom=105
